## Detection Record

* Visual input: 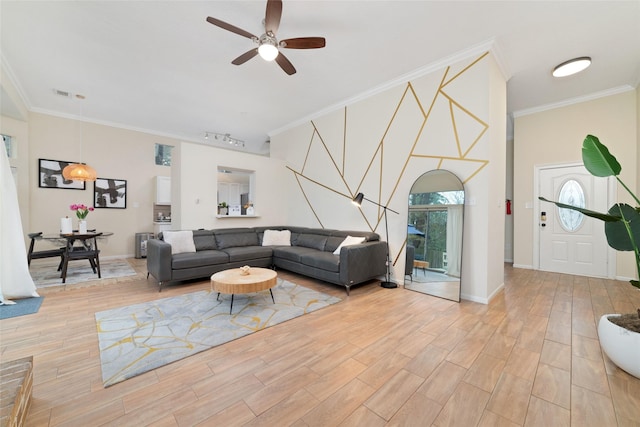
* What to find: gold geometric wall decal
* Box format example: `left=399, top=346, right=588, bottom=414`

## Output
left=286, top=52, right=491, bottom=236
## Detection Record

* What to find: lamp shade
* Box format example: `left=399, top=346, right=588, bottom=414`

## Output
left=62, top=163, right=97, bottom=182
left=352, top=192, right=364, bottom=207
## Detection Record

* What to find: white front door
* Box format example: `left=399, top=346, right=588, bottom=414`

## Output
left=538, top=164, right=609, bottom=277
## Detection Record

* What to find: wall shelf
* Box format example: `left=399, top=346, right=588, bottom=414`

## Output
left=215, top=215, right=260, bottom=219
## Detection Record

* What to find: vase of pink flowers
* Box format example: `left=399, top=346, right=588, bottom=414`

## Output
left=70, top=203, right=93, bottom=233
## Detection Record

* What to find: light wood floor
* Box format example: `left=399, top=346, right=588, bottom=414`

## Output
left=2, top=261, right=639, bottom=426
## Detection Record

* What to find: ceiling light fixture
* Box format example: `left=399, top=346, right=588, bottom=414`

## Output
left=552, top=56, right=592, bottom=77
left=62, top=94, right=97, bottom=182
left=258, top=34, right=279, bottom=61
left=204, top=131, right=245, bottom=148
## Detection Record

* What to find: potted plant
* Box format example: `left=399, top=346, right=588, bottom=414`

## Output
left=218, top=202, right=228, bottom=215
left=539, top=134, right=639, bottom=378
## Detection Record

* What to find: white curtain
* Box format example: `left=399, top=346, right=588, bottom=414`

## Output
left=446, top=205, right=463, bottom=277
left=0, top=145, right=38, bottom=304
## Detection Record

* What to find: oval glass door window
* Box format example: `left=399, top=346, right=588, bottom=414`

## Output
left=557, top=179, right=585, bottom=231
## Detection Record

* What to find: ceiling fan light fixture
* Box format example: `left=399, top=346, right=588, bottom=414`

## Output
left=552, top=56, right=591, bottom=77
left=258, top=36, right=279, bottom=61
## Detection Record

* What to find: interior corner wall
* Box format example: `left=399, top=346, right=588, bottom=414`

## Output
left=175, top=142, right=288, bottom=230
left=513, top=89, right=638, bottom=280
left=271, top=52, right=507, bottom=303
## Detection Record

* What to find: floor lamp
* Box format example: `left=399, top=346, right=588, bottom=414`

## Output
left=352, top=192, right=399, bottom=288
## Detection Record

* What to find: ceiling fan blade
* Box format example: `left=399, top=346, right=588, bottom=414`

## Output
left=275, top=52, right=296, bottom=75
left=206, top=16, right=256, bottom=40
left=232, top=48, right=259, bottom=65
left=265, top=0, right=283, bottom=35
left=280, top=37, right=326, bottom=49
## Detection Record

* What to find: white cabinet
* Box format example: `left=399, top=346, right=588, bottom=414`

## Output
left=218, top=183, right=242, bottom=206
left=218, top=183, right=229, bottom=205
left=154, top=222, right=172, bottom=236
left=228, top=183, right=241, bottom=206
left=156, top=176, right=171, bottom=205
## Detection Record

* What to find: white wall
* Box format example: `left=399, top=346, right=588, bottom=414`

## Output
left=18, top=112, right=178, bottom=257
left=513, top=89, right=638, bottom=280
left=174, top=141, right=289, bottom=230
left=271, top=52, right=507, bottom=303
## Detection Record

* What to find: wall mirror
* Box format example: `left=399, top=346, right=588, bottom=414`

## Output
left=405, top=169, right=464, bottom=302
left=217, top=167, right=255, bottom=214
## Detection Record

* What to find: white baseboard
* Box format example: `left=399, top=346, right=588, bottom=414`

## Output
left=461, top=293, right=488, bottom=304
left=512, top=264, right=533, bottom=270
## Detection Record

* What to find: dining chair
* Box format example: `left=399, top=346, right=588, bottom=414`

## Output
left=60, top=233, right=102, bottom=283
left=27, top=232, right=65, bottom=269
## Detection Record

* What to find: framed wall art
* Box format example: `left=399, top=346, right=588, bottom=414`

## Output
left=94, top=178, right=127, bottom=209
left=38, top=158, right=86, bottom=190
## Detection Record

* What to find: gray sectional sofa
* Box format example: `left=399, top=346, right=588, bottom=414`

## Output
left=146, top=226, right=388, bottom=294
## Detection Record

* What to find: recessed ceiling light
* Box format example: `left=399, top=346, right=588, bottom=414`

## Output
left=552, top=57, right=592, bottom=77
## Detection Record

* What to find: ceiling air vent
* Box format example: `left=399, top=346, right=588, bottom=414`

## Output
left=53, top=89, right=71, bottom=98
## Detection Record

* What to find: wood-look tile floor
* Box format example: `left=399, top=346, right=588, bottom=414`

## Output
left=1, top=261, right=639, bottom=426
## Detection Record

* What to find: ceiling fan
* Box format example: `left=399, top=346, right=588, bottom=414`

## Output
left=206, top=0, right=325, bottom=75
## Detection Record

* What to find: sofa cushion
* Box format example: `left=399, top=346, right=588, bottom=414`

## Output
left=325, top=236, right=344, bottom=253
left=300, top=252, right=340, bottom=272
left=163, top=230, right=196, bottom=254
left=332, top=235, right=366, bottom=255
left=222, top=246, right=273, bottom=263
left=272, top=246, right=321, bottom=263
left=330, top=230, right=380, bottom=242
left=214, top=230, right=259, bottom=249
left=192, top=230, right=217, bottom=251
left=172, top=250, right=229, bottom=270
left=296, top=233, right=327, bottom=251
left=262, top=229, right=291, bottom=246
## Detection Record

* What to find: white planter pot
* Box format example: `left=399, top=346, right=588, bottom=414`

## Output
left=597, top=314, right=640, bottom=379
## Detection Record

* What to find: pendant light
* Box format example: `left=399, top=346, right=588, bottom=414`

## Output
left=62, top=94, right=97, bottom=182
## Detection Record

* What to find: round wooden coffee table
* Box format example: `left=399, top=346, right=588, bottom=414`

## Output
left=210, top=267, right=277, bottom=314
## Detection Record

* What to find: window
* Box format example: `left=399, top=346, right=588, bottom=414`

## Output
left=155, top=143, right=173, bottom=166
left=217, top=167, right=255, bottom=214
left=3, top=134, right=13, bottom=158
left=558, top=179, right=585, bottom=231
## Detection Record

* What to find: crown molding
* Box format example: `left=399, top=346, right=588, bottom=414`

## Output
left=270, top=38, right=500, bottom=137
left=0, top=54, right=31, bottom=119
left=512, top=85, right=636, bottom=118
left=29, top=106, right=269, bottom=156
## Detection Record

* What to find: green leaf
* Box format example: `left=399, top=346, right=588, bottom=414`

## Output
left=604, top=204, right=640, bottom=251
left=582, top=135, right=622, bottom=178
left=538, top=197, right=621, bottom=222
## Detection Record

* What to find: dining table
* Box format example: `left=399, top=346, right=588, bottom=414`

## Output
left=38, top=231, right=114, bottom=282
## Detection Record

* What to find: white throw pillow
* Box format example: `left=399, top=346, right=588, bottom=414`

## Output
left=262, top=229, right=291, bottom=246
left=163, top=230, right=196, bottom=254
left=333, top=235, right=366, bottom=255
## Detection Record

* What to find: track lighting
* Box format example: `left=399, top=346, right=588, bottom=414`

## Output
left=203, top=131, right=245, bottom=148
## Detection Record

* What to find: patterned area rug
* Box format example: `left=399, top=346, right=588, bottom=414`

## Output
left=95, top=279, right=341, bottom=387
left=29, top=258, right=137, bottom=288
